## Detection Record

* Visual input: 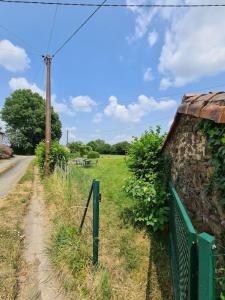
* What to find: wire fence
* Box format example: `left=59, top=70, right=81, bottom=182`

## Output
left=168, top=183, right=225, bottom=300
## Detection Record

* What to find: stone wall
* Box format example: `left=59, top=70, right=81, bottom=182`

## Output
left=164, top=114, right=225, bottom=238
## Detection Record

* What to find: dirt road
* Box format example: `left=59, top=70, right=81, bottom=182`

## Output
left=0, top=156, right=33, bottom=198
left=18, top=168, right=64, bottom=300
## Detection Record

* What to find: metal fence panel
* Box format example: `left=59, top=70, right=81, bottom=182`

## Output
left=198, top=232, right=216, bottom=300
left=169, top=183, right=198, bottom=300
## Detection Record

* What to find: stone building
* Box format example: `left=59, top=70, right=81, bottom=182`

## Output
left=162, top=92, right=225, bottom=238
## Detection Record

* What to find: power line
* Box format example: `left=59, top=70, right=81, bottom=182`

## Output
left=0, top=23, right=41, bottom=56
left=46, top=0, right=59, bottom=53
left=52, top=0, right=108, bottom=57
left=1, top=0, right=225, bottom=8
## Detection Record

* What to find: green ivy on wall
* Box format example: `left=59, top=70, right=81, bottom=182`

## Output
left=198, top=119, right=225, bottom=206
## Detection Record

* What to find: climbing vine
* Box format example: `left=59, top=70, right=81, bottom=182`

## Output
left=198, top=119, right=225, bottom=207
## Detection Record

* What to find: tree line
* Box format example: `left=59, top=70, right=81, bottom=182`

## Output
left=68, top=139, right=130, bottom=156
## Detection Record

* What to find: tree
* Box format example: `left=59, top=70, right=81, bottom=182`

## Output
left=68, top=142, right=92, bottom=157
left=111, top=141, right=130, bottom=155
left=1, top=89, right=62, bottom=154
left=87, top=139, right=111, bottom=154
left=68, top=141, right=83, bottom=154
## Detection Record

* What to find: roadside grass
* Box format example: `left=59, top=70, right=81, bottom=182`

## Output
left=0, top=160, right=34, bottom=300
left=44, top=155, right=172, bottom=299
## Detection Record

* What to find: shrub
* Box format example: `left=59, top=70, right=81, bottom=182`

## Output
left=124, top=127, right=169, bottom=232
left=87, top=151, right=100, bottom=159
left=124, top=175, right=169, bottom=231
left=128, top=126, right=166, bottom=179
left=36, top=141, right=69, bottom=175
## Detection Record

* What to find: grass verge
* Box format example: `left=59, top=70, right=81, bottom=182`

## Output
left=0, top=160, right=34, bottom=300
left=44, top=156, right=172, bottom=299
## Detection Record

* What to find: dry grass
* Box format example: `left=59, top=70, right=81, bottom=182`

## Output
left=0, top=160, right=34, bottom=300
left=44, top=157, right=172, bottom=300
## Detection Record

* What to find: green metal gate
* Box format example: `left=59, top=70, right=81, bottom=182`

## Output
left=169, top=183, right=216, bottom=300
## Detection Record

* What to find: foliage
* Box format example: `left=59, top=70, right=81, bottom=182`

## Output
left=127, top=127, right=166, bottom=179
left=36, top=141, right=69, bottom=175
left=87, top=150, right=100, bottom=159
left=111, top=141, right=130, bottom=155
left=87, top=139, right=111, bottom=154
left=69, top=151, right=81, bottom=159
left=43, top=155, right=172, bottom=299
left=198, top=120, right=225, bottom=206
left=1, top=89, right=62, bottom=154
left=124, top=127, right=169, bottom=232
left=68, top=139, right=131, bottom=155
left=68, top=141, right=91, bottom=157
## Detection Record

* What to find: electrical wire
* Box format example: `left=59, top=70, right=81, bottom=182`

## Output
left=1, top=0, right=225, bottom=7
left=46, top=0, right=59, bottom=53
left=52, top=0, right=108, bottom=57
left=0, top=23, right=41, bottom=56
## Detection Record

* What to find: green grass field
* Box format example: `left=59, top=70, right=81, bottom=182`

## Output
left=44, top=155, right=172, bottom=299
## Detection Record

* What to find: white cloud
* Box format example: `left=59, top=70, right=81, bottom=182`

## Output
left=106, top=134, right=133, bottom=144
left=128, top=0, right=225, bottom=88
left=126, top=0, right=177, bottom=42
left=52, top=98, right=74, bottom=115
left=143, top=67, right=154, bottom=82
left=93, top=113, right=103, bottom=123
left=148, top=31, right=158, bottom=47
left=104, top=95, right=176, bottom=123
left=71, top=96, right=97, bottom=112
left=159, top=3, right=225, bottom=88
left=8, top=77, right=74, bottom=115
left=126, top=0, right=158, bottom=42
left=0, top=39, right=30, bottom=72
left=9, top=77, right=45, bottom=97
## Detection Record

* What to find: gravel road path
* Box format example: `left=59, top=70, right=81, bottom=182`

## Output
left=18, top=168, right=64, bottom=300
left=0, top=156, right=33, bottom=198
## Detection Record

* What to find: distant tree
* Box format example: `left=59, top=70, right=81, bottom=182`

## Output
left=68, top=142, right=92, bottom=157
left=111, top=141, right=130, bottom=155
left=87, top=139, right=111, bottom=154
left=1, top=89, right=62, bottom=154
left=68, top=141, right=83, bottom=154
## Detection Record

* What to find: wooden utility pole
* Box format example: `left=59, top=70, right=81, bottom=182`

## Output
left=43, top=54, right=52, bottom=176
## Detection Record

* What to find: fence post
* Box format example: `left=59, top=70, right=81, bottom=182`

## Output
left=198, top=232, right=216, bottom=300
left=93, top=179, right=100, bottom=265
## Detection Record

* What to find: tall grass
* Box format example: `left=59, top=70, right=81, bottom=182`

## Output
left=44, top=157, right=172, bottom=300
left=0, top=160, right=34, bottom=299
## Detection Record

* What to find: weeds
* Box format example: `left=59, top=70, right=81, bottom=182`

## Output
left=44, top=156, right=172, bottom=299
left=0, top=160, right=34, bottom=299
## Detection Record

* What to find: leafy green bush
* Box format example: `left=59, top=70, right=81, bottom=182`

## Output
left=36, top=141, right=69, bottom=175
left=128, top=126, right=166, bottom=179
left=124, top=127, right=169, bottom=232
left=68, top=142, right=91, bottom=157
left=87, top=151, right=100, bottom=159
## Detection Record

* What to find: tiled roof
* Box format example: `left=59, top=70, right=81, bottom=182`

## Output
left=162, top=92, right=225, bottom=150
left=178, top=92, right=225, bottom=123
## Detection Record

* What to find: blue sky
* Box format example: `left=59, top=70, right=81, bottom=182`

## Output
left=1, top=0, right=225, bottom=144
